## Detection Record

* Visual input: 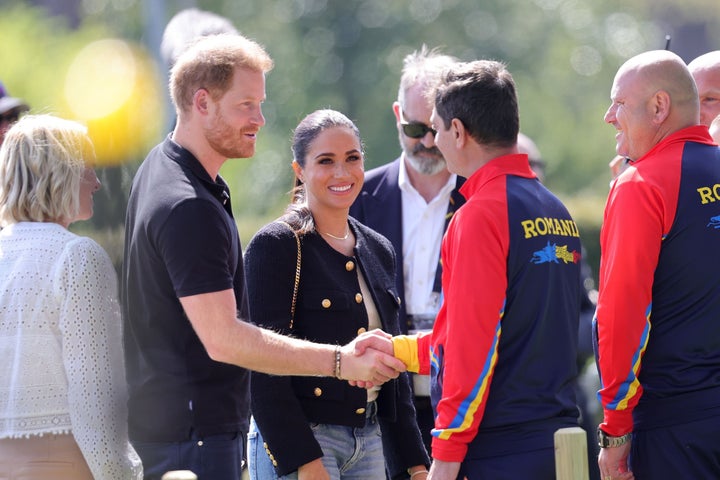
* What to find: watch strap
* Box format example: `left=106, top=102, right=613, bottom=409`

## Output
left=597, top=428, right=632, bottom=448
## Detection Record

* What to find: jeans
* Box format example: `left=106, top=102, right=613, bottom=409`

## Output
left=132, top=430, right=244, bottom=480
left=247, top=418, right=277, bottom=480
left=247, top=402, right=384, bottom=480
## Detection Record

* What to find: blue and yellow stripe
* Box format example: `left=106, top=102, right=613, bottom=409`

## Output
left=606, top=303, right=652, bottom=411
left=433, top=301, right=505, bottom=440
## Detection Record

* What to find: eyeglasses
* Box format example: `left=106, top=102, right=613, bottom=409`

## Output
left=399, top=109, right=436, bottom=139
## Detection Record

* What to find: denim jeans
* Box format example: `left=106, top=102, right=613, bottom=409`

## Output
left=247, top=402, right=384, bottom=480
left=132, top=430, right=244, bottom=480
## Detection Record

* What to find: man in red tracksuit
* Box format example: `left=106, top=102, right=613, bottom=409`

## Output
left=596, top=50, right=720, bottom=480
left=393, top=60, right=582, bottom=480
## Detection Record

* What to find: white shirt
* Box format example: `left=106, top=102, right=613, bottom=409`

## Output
left=358, top=269, right=381, bottom=402
left=399, top=159, right=457, bottom=317
left=0, top=222, right=142, bottom=480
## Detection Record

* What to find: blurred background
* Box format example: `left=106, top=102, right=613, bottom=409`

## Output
left=1, top=0, right=719, bottom=284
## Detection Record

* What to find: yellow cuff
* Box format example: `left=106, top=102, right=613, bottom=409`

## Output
left=392, top=335, right=420, bottom=373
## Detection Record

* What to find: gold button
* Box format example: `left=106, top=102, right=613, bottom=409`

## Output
left=397, top=296, right=402, bottom=305
left=355, top=293, right=363, bottom=303
left=355, top=407, right=366, bottom=415
left=346, top=260, right=355, bottom=271
left=263, top=442, right=268, bottom=448
left=272, top=459, right=278, bottom=466
left=322, top=298, right=331, bottom=308
left=197, top=440, right=203, bottom=446
left=357, top=327, right=367, bottom=335
left=314, top=387, right=322, bottom=397
left=269, top=454, right=275, bottom=461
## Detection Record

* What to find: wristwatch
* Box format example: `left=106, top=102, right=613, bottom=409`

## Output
left=597, top=427, right=632, bottom=448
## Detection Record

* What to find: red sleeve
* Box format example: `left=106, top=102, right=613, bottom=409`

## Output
left=431, top=194, right=509, bottom=462
left=415, top=331, right=432, bottom=375
left=596, top=169, right=670, bottom=435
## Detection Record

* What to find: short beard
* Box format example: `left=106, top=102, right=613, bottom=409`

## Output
left=405, top=143, right=447, bottom=176
left=205, top=111, right=256, bottom=160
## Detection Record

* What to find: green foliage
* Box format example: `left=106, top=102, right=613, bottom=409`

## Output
left=3, top=0, right=719, bottom=273
left=0, top=4, right=110, bottom=117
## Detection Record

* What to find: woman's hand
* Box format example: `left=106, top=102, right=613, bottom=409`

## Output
left=298, top=458, right=330, bottom=480
left=408, top=465, right=429, bottom=480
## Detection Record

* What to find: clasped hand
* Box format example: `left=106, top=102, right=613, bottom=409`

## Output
left=341, top=329, right=406, bottom=387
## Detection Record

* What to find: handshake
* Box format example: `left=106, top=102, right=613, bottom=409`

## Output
left=339, top=329, right=408, bottom=388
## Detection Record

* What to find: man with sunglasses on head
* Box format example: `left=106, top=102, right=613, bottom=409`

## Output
left=391, top=59, right=582, bottom=480
left=350, top=46, right=461, bottom=468
left=0, top=81, right=29, bottom=146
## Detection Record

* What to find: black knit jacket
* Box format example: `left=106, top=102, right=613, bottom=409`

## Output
left=244, top=217, right=429, bottom=477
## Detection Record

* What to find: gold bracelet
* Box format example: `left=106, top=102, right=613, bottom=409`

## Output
left=409, top=471, right=428, bottom=479
left=334, top=345, right=342, bottom=379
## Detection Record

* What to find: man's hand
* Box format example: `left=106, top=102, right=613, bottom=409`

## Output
left=352, top=328, right=394, bottom=355
left=598, top=442, right=634, bottom=480
left=428, top=459, right=462, bottom=480
left=341, top=330, right=406, bottom=386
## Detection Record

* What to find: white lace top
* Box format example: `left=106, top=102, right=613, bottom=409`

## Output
left=0, top=222, right=142, bottom=479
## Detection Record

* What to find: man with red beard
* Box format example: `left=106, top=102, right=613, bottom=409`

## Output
left=350, top=46, right=460, bottom=464
left=122, top=34, right=405, bottom=480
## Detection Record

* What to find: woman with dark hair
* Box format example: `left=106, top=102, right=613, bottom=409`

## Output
left=245, top=109, right=429, bottom=480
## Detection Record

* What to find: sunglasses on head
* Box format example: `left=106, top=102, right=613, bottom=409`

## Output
left=399, top=109, right=436, bottom=139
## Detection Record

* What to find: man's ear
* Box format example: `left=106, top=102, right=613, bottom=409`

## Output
left=451, top=118, right=467, bottom=148
left=193, top=88, right=210, bottom=115
left=651, top=89, right=671, bottom=124
left=392, top=101, right=402, bottom=122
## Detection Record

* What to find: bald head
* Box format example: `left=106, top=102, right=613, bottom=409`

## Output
left=688, top=50, right=720, bottom=71
left=621, top=50, right=698, bottom=122
left=688, top=50, right=720, bottom=127
left=622, top=51, right=694, bottom=91
left=606, top=50, right=699, bottom=160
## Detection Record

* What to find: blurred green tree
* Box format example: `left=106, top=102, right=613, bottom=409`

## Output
left=3, top=0, right=719, bottom=279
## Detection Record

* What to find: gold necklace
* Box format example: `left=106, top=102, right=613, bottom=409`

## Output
left=321, top=228, right=350, bottom=240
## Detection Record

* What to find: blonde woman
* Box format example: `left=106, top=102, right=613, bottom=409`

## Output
left=0, top=115, right=142, bottom=479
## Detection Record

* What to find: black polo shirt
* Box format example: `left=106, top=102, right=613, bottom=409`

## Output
left=122, top=135, right=250, bottom=442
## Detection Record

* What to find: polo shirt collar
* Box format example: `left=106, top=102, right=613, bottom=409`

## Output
left=162, top=134, right=232, bottom=208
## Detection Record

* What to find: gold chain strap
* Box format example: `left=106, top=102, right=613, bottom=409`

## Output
left=277, top=221, right=301, bottom=329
